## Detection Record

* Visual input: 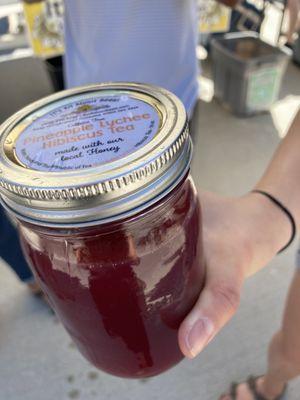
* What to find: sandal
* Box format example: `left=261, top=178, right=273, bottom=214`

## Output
left=220, top=375, right=287, bottom=400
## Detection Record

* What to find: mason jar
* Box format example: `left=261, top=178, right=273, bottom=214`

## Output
left=0, top=83, right=205, bottom=378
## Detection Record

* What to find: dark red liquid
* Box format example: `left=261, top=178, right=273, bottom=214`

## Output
left=19, top=176, right=205, bottom=378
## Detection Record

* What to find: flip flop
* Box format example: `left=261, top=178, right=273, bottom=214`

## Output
left=220, top=375, right=287, bottom=400
left=219, top=381, right=240, bottom=400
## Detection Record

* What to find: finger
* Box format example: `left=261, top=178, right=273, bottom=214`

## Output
left=178, top=257, right=244, bottom=358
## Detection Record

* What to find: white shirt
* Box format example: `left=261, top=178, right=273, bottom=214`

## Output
left=64, top=0, right=199, bottom=115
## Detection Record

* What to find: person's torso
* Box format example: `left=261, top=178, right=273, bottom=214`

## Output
left=64, top=0, right=199, bottom=114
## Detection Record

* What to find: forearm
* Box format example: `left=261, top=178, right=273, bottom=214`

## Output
left=255, top=109, right=300, bottom=230
left=206, top=109, right=300, bottom=277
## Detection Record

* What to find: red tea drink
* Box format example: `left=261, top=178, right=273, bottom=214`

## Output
left=0, top=83, right=204, bottom=378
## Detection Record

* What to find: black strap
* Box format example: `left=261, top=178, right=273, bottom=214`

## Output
left=248, top=376, right=269, bottom=400
left=230, top=382, right=238, bottom=399
left=252, top=190, right=296, bottom=254
left=247, top=375, right=287, bottom=400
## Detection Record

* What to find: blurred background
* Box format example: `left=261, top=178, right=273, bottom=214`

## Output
left=0, top=1, right=300, bottom=399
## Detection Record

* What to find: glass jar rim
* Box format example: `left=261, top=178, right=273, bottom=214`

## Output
left=0, top=82, right=191, bottom=226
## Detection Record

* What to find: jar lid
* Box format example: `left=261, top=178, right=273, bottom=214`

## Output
left=0, top=82, right=191, bottom=227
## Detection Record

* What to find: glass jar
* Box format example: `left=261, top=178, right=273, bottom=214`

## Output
left=0, top=83, right=205, bottom=378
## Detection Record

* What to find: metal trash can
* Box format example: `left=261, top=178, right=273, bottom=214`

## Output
left=211, top=32, right=291, bottom=116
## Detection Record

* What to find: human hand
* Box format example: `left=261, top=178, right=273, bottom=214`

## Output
left=178, top=190, right=291, bottom=358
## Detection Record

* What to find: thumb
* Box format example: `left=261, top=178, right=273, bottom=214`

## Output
left=178, top=258, right=244, bottom=359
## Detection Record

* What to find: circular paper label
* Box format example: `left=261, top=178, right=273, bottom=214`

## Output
left=14, top=93, right=160, bottom=172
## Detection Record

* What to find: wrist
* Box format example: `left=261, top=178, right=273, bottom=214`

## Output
left=238, top=192, right=292, bottom=275
left=252, top=190, right=296, bottom=253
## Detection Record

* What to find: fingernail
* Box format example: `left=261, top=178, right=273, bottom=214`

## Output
left=186, top=318, right=214, bottom=358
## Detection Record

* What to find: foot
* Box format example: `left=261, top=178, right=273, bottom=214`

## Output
left=220, top=376, right=286, bottom=400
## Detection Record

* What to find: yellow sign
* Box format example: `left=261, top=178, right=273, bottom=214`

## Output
left=198, top=0, right=231, bottom=33
left=23, top=0, right=64, bottom=58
